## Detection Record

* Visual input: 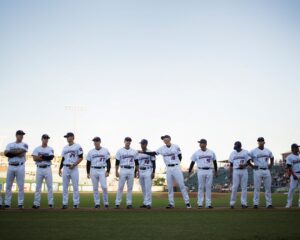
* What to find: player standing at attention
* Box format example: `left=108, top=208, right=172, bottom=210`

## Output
left=86, top=137, right=111, bottom=209
left=59, top=132, right=83, bottom=209
left=141, top=135, right=191, bottom=209
left=188, top=139, right=218, bottom=209
left=115, top=137, right=139, bottom=209
left=4, top=130, right=28, bottom=209
left=136, top=139, right=156, bottom=209
left=32, top=134, right=54, bottom=209
left=228, top=141, right=251, bottom=209
left=248, top=137, right=274, bottom=209
left=285, top=143, right=300, bottom=208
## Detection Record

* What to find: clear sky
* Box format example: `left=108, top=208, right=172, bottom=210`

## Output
left=0, top=0, right=299, bottom=167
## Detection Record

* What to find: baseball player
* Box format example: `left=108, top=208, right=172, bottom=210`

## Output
left=229, top=141, right=250, bottom=209
left=136, top=139, right=156, bottom=209
left=86, top=137, right=111, bottom=209
left=4, top=130, right=28, bottom=209
left=32, top=134, right=54, bottom=209
left=59, top=132, right=83, bottom=209
left=189, top=139, right=218, bottom=209
left=248, top=137, right=274, bottom=209
left=115, top=137, right=139, bottom=209
left=141, top=135, right=191, bottom=209
left=285, top=143, right=300, bottom=208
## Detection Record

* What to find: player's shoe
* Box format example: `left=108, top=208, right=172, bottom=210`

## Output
left=115, top=205, right=120, bottom=209
left=230, top=205, right=234, bottom=209
left=95, top=205, right=100, bottom=209
left=140, top=204, right=147, bottom=208
left=166, top=204, right=174, bottom=209
left=0, top=205, right=2, bottom=210
left=253, top=205, right=258, bottom=209
left=48, top=204, right=53, bottom=209
left=18, top=205, right=24, bottom=209
left=146, top=205, right=152, bottom=209
left=73, top=205, right=79, bottom=209
left=241, top=205, right=248, bottom=209
left=198, top=205, right=203, bottom=209
left=104, top=205, right=109, bottom=209
left=126, top=205, right=133, bottom=209
left=4, top=205, right=10, bottom=209
left=61, top=205, right=68, bottom=209
left=267, top=205, right=273, bottom=209
left=207, top=206, right=213, bottom=209
left=32, top=205, right=40, bottom=209
left=186, top=203, right=192, bottom=209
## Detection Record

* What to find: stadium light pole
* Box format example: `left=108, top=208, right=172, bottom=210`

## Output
left=64, top=105, right=87, bottom=133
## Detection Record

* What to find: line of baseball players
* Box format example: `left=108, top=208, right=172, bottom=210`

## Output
left=1, top=130, right=300, bottom=209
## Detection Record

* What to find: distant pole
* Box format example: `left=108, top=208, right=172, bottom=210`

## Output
left=64, top=105, right=87, bottom=133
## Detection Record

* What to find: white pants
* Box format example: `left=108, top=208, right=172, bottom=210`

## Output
left=230, top=169, right=248, bottom=206
left=197, top=169, right=213, bottom=207
left=5, top=164, right=25, bottom=206
left=286, top=174, right=300, bottom=207
left=90, top=168, right=108, bottom=205
left=166, top=166, right=190, bottom=206
left=139, top=169, right=152, bottom=206
left=115, top=168, right=134, bottom=205
left=34, top=166, right=53, bottom=206
left=253, top=169, right=272, bottom=206
left=62, top=166, right=80, bottom=205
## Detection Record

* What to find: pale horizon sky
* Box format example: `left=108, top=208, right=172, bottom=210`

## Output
left=0, top=0, right=299, bottom=167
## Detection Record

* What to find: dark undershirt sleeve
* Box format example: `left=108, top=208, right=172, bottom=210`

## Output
left=59, top=157, right=65, bottom=170
left=142, top=151, right=157, bottom=156
left=286, top=164, right=292, bottom=168
left=178, top=154, right=182, bottom=161
left=78, top=153, right=83, bottom=158
left=230, top=163, right=233, bottom=167
left=188, top=161, right=195, bottom=173
left=5, top=152, right=16, bottom=158
left=115, top=159, right=120, bottom=166
left=152, top=160, right=156, bottom=174
left=86, top=161, right=91, bottom=174
left=213, top=160, right=218, bottom=172
left=106, top=158, right=111, bottom=173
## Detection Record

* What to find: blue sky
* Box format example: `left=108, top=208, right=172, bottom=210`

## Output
left=0, top=0, right=299, bottom=167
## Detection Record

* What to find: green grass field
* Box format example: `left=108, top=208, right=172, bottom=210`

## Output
left=1, top=192, right=300, bottom=240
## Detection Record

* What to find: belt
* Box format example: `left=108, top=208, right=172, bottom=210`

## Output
left=37, top=165, right=50, bottom=168
left=64, top=164, right=72, bottom=167
left=91, top=166, right=106, bottom=169
left=198, top=167, right=211, bottom=170
left=9, top=162, right=24, bottom=166
left=139, top=166, right=152, bottom=170
left=167, top=164, right=178, bottom=167
left=295, top=171, right=300, bottom=173
left=121, top=166, right=134, bottom=169
left=258, top=167, right=267, bottom=170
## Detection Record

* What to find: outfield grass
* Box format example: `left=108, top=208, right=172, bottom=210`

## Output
left=1, top=192, right=300, bottom=240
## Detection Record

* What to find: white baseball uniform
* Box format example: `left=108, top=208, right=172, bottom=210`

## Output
left=191, top=149, right=216, bottom=207
left=137, top=150, right=156, bottom=206
left=156, top=144, right=190, bottom=206
left=249, top=147, right=274, bottom=206
left=286, top=153, right=300, bottom=207
left=4, top=142, right=28, bottom=206
left=229, top=149, right=250, bottom=206
left=115, top=147, right=138, bottom=206
left=86, top=147, right=110, bottom=206
left=61, top=143, right=83, bottom=206
left=32, top=146, right=54, bottom=206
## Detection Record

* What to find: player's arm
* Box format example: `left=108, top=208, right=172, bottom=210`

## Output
left=269, top=157, right=274, bottom=169
left=178, top=154, right=182, bottom=162
left=59, top=157, right=65, bottom=176
left=41, top=155, right=54, bottom=161
left=115, top=159, right=120, bottom=178
left=5, top=149, right=26, bottom=157
left=213, top=160, right=218, bottom=177
left=72, top=153, right=83, bottom=167
left=286, top=164, right=297, bottom=180
left=134, top=159, right=139, bottom=178
left=228, top=163, right=233, bottom=180
left=4, top=150, right=18, bottom=158
left=247, top=159, right=256, bottom=169
left=140, top=151, right=157, bottom=156
left=32, top=155, right=44, bottom=162
left=86, top=160, right=91, bottom=177
left=188, top=161, right=195, bottom=175
left=105, top=158, right=111, bottom=177
left=151, top=160, right=156, bottom=179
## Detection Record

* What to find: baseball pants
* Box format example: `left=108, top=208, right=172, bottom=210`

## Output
left=230, top=169, right=248, bottom=206
left=62, top=166, right=80, bottom=206
left=253, top=169, right=272, bottom=206
left=166, top=166, right=190, bottom=206
left=5, top=164, right=25, bottom=206
left=115, top=168, right=134, bottom=205
left=139, top=169, right=152, bottom=206
left=286, top=173, right=300, bottom=207
left=33, top=166, right=53, bottom=206
left=90, top=168, right=108, bottom=205
left=197, top=169, right=213, bottom=207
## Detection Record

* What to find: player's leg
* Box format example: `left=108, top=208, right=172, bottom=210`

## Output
left=33, top=168, right=43, bottom=207
left=166, top=169, right=175, bottom=206
left=253, top=170, right=262, bottom=206
left=115, top=170, right=126, bottom=206
left=205, top=171, right=213, bottom=207
left=240, top=170, right=248, bottom=206
left=99, top=170, right=108, bottom=206
left=286, top=176, right=297, bottom=207
left=173, top=167, right=190, bottom=205
left=263, top=170, right=272, bottom=207
left=139, top=172, right=146, bottom=205
left=126, top=171, right=134, bottom=206
left=197, top=170, right=205, bottom=207
left=230, top=170, right=239, bottom=207
left=16, top=165, right=25, bottom=206
left=91, top=169, right=100, bottom=206
left=71, top=168, right=80, bottom=206
left=45, top=167, right=53, bottom=206
left=62, top=168, right=70, bottom=206
left=4, top=167, right=15, bottom=207
left=297, top=179, right=300, bottom=207
left=144, top=170, right=152, bottom=206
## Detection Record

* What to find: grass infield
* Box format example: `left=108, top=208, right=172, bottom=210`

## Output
left=0, top=192, right=300, bottom=240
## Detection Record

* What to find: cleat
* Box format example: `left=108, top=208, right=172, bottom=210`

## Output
left=62, top=205, right=68, bottom=209
left=95, top=205, right=100, bottom=209
left=207, top=206, right=214, bottom=209
left=126, top=205, right=133, bottom=209
left=254, top=205, right=258, bottom=209
left=267, top=205, right=273, bottom=209
left=4, top=205, right=11, bottom=209
left=73, top=205, right=79, bottom=209
left=198, top=205, right=203, bottom=209
left=115, top=205, right=120, bottom=209
left=186, top=203, right=192, bottom=209
left=140, top=204, right=147, bottom=208
left=104, top=205, right=109, bottom=209
left=230, top=205, right=234, bottom=209
left=242, top=205, right=248, bottom=209
left=48, top=204, right=53, bottom=208
left=18, top=205, right=24, bottom=209
left=285, top=205, right=291, bottom=208
left=146, top=205, right=152, bottom=209
left=166, top=204, right=174, bottom=209
left=32, top=205, right=40, bottom=209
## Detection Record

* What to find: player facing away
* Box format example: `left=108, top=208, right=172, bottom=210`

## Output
left=136, top=139, right=156, bottom=209
left=115, top=137, right=139, bottom=209
left=4, top=130, right=28, bottom=209
left=188, top=139, right=218, bottom=209
left=59, top=132, right=83, bottom=209
left=229, top=141, right=251, bottom=209
left=32, top=134, right=54, bottom=209
left=141, top=135, right=191, bottom=209
left=248, top=137, right=274, bottom=209
left=285, top=144, right=300, bottom=208
left=86, top=137, right=111, bottom=209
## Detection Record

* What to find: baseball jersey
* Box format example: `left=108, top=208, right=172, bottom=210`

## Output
left=32, top=146, right=54, bottom=166
left=136, top=149, right=156, bottom=168
left=115, top=148, right=138, bottom=167
left=191, top=149, right=216, bottom=168
left=86, top=147, right=110, bottom=167
left=5, top=142, right=29, bottom=164
left=286, top=153, right=300, bottom=173
left=249, top=147, right=274, bottom=168
left=156, top=144, right=181, bottom=165
left=229, top=149, right=251, bottom=169
left=61, top=143, right=83, bottom=165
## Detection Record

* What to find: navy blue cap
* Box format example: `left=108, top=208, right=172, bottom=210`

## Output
left=16, top=130, right=25, bottom=135
left=92, top=137, right=101, bottom=142
left=291, top=143, right=300, bottom=149
left=257, top=137, right=265, bottom=142
left=42, top=134, right=50, bottom=139
left=139, top=139, right=148, bottom=145
left=64, top=132, right=74, bottom=138
left=124, top=137, right=132, bottom=142
left=161, top=135, right=171, bottom=140
left=198, top=139, right=207, bottom=144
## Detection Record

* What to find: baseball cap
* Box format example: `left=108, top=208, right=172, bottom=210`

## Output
left=124, top=137, right=132, bottom=142
left=198, top=139, right=207, bottom=144
left=291, top=143, right=300, bottom=149
left=234, top=141, right=242, bottom=147
left=64, top=132, right=74, bottom=138
left=92, top=137, right=101, bottom=142
left=41, top=134, right=50, bottom=139
left=139, top=139, right=148, bottom=145
left=257, top=137, right=265, bottom=142
left=161, top=135, right=171, bottom=140
left=16, top=130, right=25, bottom=135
